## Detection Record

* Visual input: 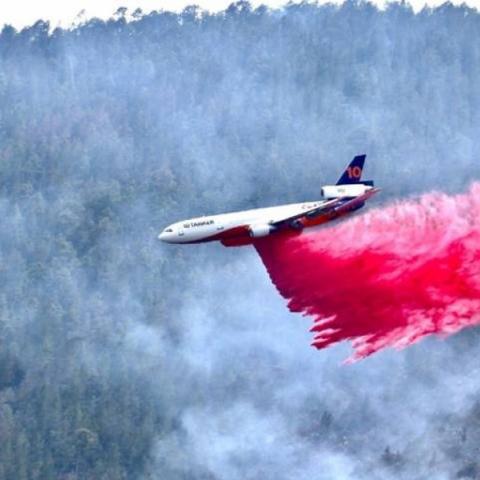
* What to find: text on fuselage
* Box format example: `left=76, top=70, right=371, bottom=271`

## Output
left=183, top=219, right=215, bottom=228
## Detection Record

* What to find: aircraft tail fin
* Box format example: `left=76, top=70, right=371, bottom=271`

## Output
left=336, top=154, right=366, bottom=185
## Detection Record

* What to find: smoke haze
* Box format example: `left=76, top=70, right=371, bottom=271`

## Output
left=0, top=2, right=480, bottom=479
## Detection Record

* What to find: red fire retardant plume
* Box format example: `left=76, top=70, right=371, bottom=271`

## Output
left=254, top=184, right=480, bottom=362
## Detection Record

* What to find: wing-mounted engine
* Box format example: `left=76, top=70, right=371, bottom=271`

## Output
left=321, top=182, right=373, bottom=199
left=289, top=219, right=304, bottom=230
left=249, top=224, right=275, bottom=238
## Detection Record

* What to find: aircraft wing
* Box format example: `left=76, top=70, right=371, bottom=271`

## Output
left=270, top=188, right=380, bottom=230
left=270, top=198, right=344, bottom=228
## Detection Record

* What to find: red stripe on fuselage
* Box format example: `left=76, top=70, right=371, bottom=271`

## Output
left=180, top=225, right=252, bottom=244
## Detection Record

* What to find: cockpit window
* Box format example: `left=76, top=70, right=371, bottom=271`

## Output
left=165, top=228, right=173, bottom=233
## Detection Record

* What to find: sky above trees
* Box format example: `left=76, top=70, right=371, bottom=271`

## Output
left=0, top=0, right=478, bottom=29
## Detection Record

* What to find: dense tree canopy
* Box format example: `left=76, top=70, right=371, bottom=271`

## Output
left=0, top=2, right=480, bottom=479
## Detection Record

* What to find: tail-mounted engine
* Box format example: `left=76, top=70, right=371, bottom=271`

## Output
left=321, top=182, right=373, bottom=199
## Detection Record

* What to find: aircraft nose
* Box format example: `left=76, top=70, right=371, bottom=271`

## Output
left=158, top=227, right=174, bottom=243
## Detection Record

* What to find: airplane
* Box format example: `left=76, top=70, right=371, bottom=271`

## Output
left=158, top=154, right=379, bottom=247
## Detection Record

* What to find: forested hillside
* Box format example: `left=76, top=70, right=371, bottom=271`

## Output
left=1, top=2, right=480, bottom=479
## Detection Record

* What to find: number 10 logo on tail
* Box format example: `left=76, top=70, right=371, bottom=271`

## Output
left=347, top=166, right=362, bottom=179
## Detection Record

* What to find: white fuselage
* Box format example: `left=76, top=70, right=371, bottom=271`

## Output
left=159, top=201, right=323, bottom=244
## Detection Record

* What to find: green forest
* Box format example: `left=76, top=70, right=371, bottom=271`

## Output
left=1, top=2, right=480, bottom=479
